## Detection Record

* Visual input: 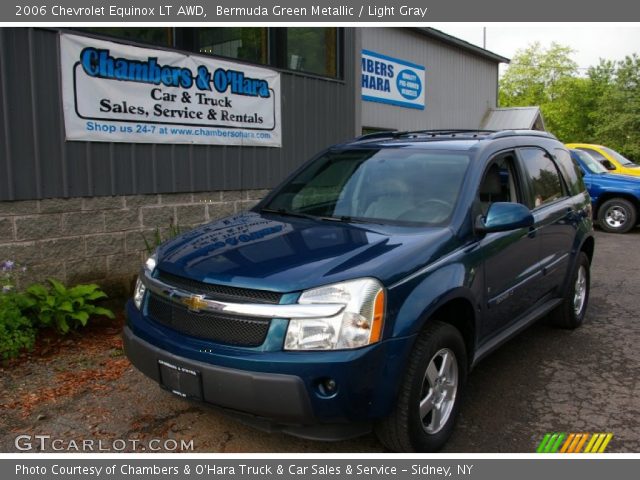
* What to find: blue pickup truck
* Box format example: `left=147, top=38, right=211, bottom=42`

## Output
left=570, top=148, right=640, bottom=233
left=124, top=130, right=594, bottom=452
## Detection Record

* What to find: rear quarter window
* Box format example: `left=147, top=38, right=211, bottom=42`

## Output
left=554, top=148, right=585, bottom=196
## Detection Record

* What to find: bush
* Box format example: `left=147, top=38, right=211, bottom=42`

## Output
left=0, top=292, right=36, bottom=360
left=26, top=279, right=115, bottom=334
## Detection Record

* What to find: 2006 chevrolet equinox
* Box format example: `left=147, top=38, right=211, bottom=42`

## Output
left=124, top=129, right=595, bottom=452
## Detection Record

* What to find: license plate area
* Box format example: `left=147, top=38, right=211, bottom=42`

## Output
left=158, top=359, right=203, bottom=400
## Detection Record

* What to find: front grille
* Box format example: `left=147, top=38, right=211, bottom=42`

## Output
left=156, top=270, right=282, bottom=304
left=147, top=294, right=271, bottom=347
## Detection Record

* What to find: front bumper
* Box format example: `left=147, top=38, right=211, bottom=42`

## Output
left=124, top=300, right=415, bottom=440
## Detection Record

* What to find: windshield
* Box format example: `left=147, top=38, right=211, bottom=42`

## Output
left=601, top=146, right=637, bottom=167
left=264, top=148, right=471, bottom=226
left=572, top=149, right=608, bottom=174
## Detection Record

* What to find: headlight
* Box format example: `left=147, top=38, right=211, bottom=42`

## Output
left=144, top=252, right=158, bottom=273
left=133, top=252, right=157, bottom=309
left=133, top=277, right=146, bottom=310
left=284, top=278, right=385, bottom=350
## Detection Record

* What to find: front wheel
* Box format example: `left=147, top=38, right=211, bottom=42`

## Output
left=375, top=321, right=467, bottom=452
left=599, top=198, right=636, bottom=233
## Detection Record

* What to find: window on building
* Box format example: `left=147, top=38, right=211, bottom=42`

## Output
left=77, top=27, right=342, bottom=80
left=519, top=148, right=565, bottom=208
left=197, top=28, right=268, bottom=65
left=279, top=28, right=338, bottom=78
left=78, top=28, right=174, bottom=48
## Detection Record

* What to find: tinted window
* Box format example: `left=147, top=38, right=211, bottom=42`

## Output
left=477, top=155, right=521, bottom=215
left=519, top=148, right=565, bottom=208
left=554, top=149, right=585, bottom=195
left=265, top=149, right=471, bottom=226
left=571, top=149, right=608, bottom=174
left=601, top=146, right=637, bottom=166
left=577, top=147, right=607, bottom=163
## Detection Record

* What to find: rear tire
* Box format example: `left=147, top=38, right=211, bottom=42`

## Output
left=549, top=252, right=590, bottom=329
left=375, top=321, right=467, bottom=452
left=599, top=198, right=636, bottom=233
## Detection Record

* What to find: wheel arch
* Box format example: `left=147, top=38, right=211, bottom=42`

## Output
left=594, top=193, right=640, bottom=223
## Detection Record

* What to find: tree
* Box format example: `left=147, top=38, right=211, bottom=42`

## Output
left=501, top=43, right=601, bottom=144
left=590, top=55, right=640, bottom=160
left=499, top=42, right=578, bottom=107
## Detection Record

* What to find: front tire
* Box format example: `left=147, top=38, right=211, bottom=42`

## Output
left=550, top=252, right=590, bottom=329
left=375, top=321, right=467, bottom=452
left=599, top=198, right=636, bottom=233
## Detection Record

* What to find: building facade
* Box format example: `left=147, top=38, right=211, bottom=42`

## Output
left=0, top=27, right=505, bottom=294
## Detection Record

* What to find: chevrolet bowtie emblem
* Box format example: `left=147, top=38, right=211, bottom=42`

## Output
left=181, top=295, right=208, bottom=312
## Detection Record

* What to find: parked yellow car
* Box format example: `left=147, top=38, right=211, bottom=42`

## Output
left=566, top=143, right=640, bottom=177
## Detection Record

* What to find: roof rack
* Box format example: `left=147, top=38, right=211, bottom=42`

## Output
left=402, top=129, right=496, bottom=138
left=355, top=128, right=557, bottom=143
left=355, top=129, right=496, bottom=142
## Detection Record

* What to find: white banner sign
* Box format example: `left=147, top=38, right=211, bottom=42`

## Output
left=361, top=49, right=425, bottom=110
left=60, top=34, right=281, bottom=146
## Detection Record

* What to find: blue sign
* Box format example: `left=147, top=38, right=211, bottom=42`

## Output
left=361, top=50, right=425, bottom=110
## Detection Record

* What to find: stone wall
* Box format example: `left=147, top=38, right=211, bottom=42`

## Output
left=0, top=190, right=269, bottom=297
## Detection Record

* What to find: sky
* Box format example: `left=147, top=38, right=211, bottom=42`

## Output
left=429, top=24, right=640, bottom=71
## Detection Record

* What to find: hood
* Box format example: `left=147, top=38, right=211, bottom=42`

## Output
left=586, top=171, right=640, bottom=190
left=155, top=211, right=456, bottom=293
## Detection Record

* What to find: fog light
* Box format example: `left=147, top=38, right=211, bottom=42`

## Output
left=316, top=377, right=338, bottom=397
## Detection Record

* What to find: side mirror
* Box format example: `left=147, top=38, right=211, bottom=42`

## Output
left=600, top=159, right=616, bottom=171
left=476, top=202, right=534, bottom=234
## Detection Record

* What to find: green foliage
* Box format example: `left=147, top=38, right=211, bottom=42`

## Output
left=26, top=279, right=115, bottom=334
left=0, top=292, right=36, bottom=360
left=590, top=55, right=640, bottom=160
left=499, top=43, right=640, bottom=159
left=142, top=223, right=182, bottom=254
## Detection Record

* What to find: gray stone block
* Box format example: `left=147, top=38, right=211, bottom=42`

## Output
left=40, top=237, right=85, bottom=261
left=207, top=203, right=236, bottom=221
left=104, top=209, right=141, bottom=232
left=40, top=197, right=83, bottom=213
left=15, top=214, right=62, bottom=241
left=221, top=190, right=243, bottom=202
left=245, top=189, right=271, bottom=200
left=85, top=233, right=125, bottom=256
left=66, top=257, right=108, bottom=284
left=141, top=206, right=176, bottom=228
left=0, top=241, right=41, bottom=265
left=107, top=253, right=143, bottom=277
left=125, top=229, right=157, bottom=254
left=125, top=195, right=160, bottom=209
left=83, top=196, right=125, bottom=211
left=0, top=217, right=14, bottom=242
left=161, top=193, right=193, bottom=205
left=18, top=261, right=66, bottom=289
left=0, top=200, right=39, bottom=216
left=193, top=191, right=222, bottom=204
left=62, top=212, right=105, bottom=235
left=176, top=205, right=206, bottom=225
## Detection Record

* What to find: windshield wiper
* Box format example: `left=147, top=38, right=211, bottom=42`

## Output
left=321, top=215, right=386, bottom=225
left=260, top=207, right=317, bottom=220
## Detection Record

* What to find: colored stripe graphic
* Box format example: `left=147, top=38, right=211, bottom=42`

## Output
left=537, top=433, right=613, bottom=453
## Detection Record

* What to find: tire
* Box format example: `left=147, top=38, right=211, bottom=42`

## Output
left=549, top=252, right=590, bottom=329
left=375, top=321, right=467, bottom=452
left=599, top=198, right=636, bottom=233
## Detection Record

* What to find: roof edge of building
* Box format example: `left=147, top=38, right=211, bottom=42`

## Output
left=411, top=27, right=510, bottom=64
